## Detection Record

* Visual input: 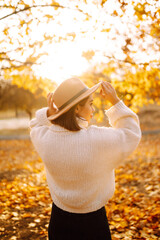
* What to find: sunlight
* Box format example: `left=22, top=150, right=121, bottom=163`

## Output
left=31, top=0, right=159, bottom=85
left=1, top=0, right=159, bottom=86
left=33, top=41, right=90, bottom=84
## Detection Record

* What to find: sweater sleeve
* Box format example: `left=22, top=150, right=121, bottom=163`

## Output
left=95, top=100, right=142, bottom=170
left=29, top=107, right=52, bottom=129
left=29, top=107, right=52, bottom=151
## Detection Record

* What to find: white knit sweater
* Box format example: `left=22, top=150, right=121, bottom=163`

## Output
left=29, top=100, right=142, bottom=213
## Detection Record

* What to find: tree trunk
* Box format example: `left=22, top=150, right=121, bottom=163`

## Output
left=15, top=106, right=18, bottom=118
left=25, top=109, right=32, bottom=119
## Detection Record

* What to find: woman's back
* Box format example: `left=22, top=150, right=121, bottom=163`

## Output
left=30, top=100, right=141, bottom=214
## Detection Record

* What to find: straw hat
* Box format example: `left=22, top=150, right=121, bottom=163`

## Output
left=47, top=78, right=102, bottom=121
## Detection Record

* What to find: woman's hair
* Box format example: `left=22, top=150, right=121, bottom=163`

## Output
left=50, top=96, right=90, bottom=131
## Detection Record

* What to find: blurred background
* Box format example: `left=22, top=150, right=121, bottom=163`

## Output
left=0, top=1, right=160, bottom=239
left=0, top=0, right=160, bottom=137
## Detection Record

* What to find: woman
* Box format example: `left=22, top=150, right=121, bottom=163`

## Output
left=29, top=78, right=142, bottom=239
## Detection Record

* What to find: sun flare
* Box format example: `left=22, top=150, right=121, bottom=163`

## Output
left=33, top=41, right=90, bottom=84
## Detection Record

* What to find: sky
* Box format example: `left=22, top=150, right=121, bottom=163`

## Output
left=1, top=0, right=160, bottom=85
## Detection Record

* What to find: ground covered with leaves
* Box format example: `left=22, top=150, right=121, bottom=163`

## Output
left=0, top=134, right=160, bottom=240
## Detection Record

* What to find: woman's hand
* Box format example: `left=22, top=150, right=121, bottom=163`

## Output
left=47, top=92, right=58, bottom=118
left=100, top=81, right=120, bottom=105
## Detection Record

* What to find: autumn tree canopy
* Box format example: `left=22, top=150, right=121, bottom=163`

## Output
left=0, top=0, right=160, bottom=117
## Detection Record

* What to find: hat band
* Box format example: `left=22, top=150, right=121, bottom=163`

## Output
left=58, top=87, right=89, bottom=111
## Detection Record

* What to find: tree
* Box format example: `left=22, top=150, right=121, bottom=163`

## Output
left=0, top=0, right=160, bottom=122
left=1, top=0, right=159, bottom=71
left=0, top=79, right=48, bottom=119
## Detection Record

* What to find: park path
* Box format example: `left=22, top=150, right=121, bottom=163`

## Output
left=0, top=117, right=160, bottom=140
left=0, top=117, right=30, bottom=130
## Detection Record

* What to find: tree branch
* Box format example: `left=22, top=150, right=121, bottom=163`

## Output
left=103, top=54, right=160, bottom=66
left=0, top=39, right=46, bottom=55
left=1, top=64, right=31, bottom=70
left=0, top=4, right=88, bottom=21
left=0, top=57, right=41, bottom=65
left=0, top=5, right=15, bottom=9
left=0, top=4, right=65, bottom=21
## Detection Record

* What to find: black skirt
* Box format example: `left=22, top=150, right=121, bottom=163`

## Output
left=48, top=202, right=112, bottom=240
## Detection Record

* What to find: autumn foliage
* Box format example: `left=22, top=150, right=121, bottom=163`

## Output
left=1, top=0, right=160, bottom=122
left=0, top=1, right=160, bottom=238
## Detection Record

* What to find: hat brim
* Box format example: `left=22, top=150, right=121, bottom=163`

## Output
left=47, top=81, right=102, bottom=121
